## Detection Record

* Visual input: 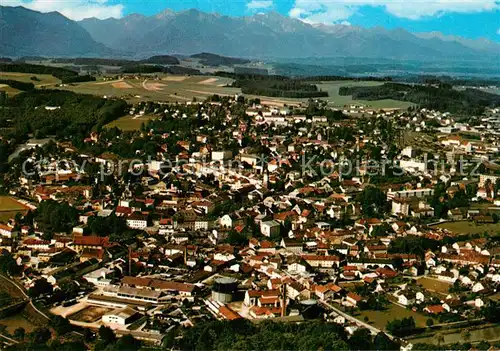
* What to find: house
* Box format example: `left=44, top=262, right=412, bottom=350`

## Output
left=345, top=292, right=364, bottom=307
left=260, top=220, right=280, bottom=237
left=397, top=291, right=416, bottom=306
left=126, top=212, right=148, bottom=229
left=424, top=305, right=445, bottom=314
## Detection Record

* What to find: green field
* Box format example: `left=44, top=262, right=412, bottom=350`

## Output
left=59, top=75, right=238, bottom=103
left=58, top=75, right=413, bottom=109
left=417, top=277, right=452, bottom=295
left=0, top=71, right=61, bottom=97
left=356, top=303, right=433, bottom=330
left=0, top=196, right=28, bottom=222
left=435, top=221, right=500, bottom=235
left=105, top=114, right=157, bottom=131
left=315, top=80, right=414, bottom=109
left=0, top=71, right=60, bottom=87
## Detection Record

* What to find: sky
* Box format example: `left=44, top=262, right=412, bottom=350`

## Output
left=5, top=0, right=500, bottom=41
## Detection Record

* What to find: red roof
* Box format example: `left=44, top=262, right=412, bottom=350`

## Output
left=73, top=236, right=109, bottom=247
left=219, top=306, right=242, bottom=320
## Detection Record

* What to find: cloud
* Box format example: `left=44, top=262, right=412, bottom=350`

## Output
left=289, top=0, right=500, bottom=23
left=246, top=0, right=273, bottom=10
left=4, top=0, right=124, bottom=20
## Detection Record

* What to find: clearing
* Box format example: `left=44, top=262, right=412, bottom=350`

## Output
left=315, top=80, right=414, bottom=109
left=434, top=221, right=500, bottom=235
left=105, top=114, right=157, bottom=131
left=417, top=277, right=452, bottom=295
left=355, top=303, right=433, bottom=330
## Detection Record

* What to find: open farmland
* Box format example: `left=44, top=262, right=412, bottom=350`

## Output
left=55, top=74, right=413, bottom=110
left=0, top=72, right=60, bottom=87
left=58, top=75, right=238, bottom=103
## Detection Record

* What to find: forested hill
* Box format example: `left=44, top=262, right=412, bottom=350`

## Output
left=0, top=90, right=128, bottom=140
left=339, top=83, right=500, bottom=115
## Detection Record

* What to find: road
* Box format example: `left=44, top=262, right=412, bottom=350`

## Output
left=319, top=300, right=394, bottom=339
left=0, top=274, right=51, bottom=321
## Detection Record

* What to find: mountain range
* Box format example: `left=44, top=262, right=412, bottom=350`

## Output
left=1, top=6, right=500, bottom=62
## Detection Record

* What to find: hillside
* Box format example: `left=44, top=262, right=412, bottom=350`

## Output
left=0, top=6, right=112, bottom=57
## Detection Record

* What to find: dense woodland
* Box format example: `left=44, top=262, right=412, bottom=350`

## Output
left=0, top=63, right=79, bottom=80
left=226, top=74, right=328, bottom=98
left=191, top=53, right=251, bottom=66
left=0, top=90, right=128, bottom=139
left=60, top=75, right=96, bottom=84
left=0, top=79, right=34, bottom=91
left=339, top=83, right=500, bottom=114
left=173, top=319, right=398, bottom=351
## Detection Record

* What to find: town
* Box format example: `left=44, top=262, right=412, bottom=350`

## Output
left=0, top=86, right=499, bottom=351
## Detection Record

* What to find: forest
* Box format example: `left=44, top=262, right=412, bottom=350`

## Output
left=228, top=75, right=328, bottom=98
left=0, top=90, right=128, bottom=140
left=339, top=83, right=500, bottom=114
left=173, top=319, right=398, bottom=351
left=60, top=75, right=96, bottom=84
left=191, top=53, right=250, bottom=66
left=0, top=79, right=34, bottom=91
left=0, top=63, right=79, bottom=80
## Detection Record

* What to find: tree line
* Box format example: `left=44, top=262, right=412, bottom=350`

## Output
left=339, top=82, right=500, bottom=115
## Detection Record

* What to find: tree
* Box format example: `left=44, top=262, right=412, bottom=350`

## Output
left=114, top=334, right=142, bottom=351
left=356, top=186, right=388, bottom=218
left=435, top=332, right=445, bottom=347
left=426, top=318, right=434, bottom=328
left=51, top=315, right=72, bottom=335
left=349, top=328, right=372, bottom=350
left=98, top=325, right=116, bottom=344
left=462, top=329, right=471, bottom=344
left=13, top=327, right=25, bottom=340
left=28, top=278, right=53, bottom=298
left=373, top=332, right=398, bottom=351
left=29, top=327, right=51, bottom=345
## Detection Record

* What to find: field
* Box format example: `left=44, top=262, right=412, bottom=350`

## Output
left=315, top=80, right=414, bottom=109
left=0, top=72, right=61, bottom=96
left=68, top=306, right=112, bottom=323
left=105, top=114, right=157, bottom=131
left=0, top=196, right=29, bottom=222
left=417, top=277, right=452, bottom=295
left=59, top=75, right=238, bottom=103
left=434, top=221, right=500, bottom=235
left=57, top=75, right=413, bottom=109
left=0, top=70, right=414, bottom=110
left=356, top=303, right=433, bottom=330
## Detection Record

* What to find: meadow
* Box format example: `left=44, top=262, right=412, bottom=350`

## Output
left=0, top=196, right=29, bottom=222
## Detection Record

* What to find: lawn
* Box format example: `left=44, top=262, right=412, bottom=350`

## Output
left=0, top=196, right=29, bottom=222
left=417, top=277, right=452, bottom=295
left=435, top=221, right=500, bottom=235
left=356, top=303, right=432, bottom=330
left=105, top=114, right=157, bottom=131
left=0, top=72, right=60, bottom=87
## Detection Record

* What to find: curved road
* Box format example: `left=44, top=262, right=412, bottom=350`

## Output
left=320, top=300, right=395, bottom=339
left=0, top=274, right=51, bottom=321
